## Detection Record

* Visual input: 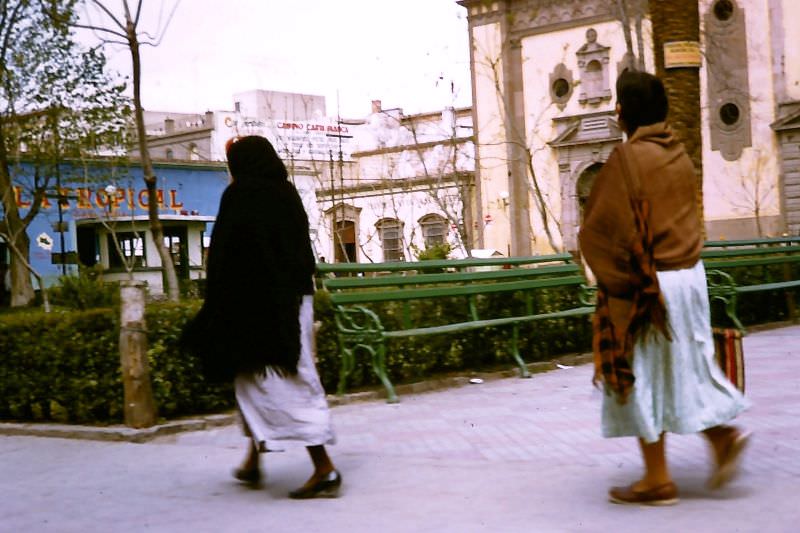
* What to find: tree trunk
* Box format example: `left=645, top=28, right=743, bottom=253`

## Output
left=127, top=15, right=180, bottom=302
left=119, top=280, right=157, bottom=428
left=650, top=0, right=704, bottom=229
left=7, top=225, right=35, bottom=306
left=0, top=121, right=35, bottom=306
left=617, top=0, right=636, bottom=70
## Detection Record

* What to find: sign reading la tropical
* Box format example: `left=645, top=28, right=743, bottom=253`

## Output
left=12, top=185, right=184, bottom=213
left=221, top=114, right=358, bottom=161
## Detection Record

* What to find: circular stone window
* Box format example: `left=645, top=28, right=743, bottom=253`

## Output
left=552, top=78, right=570, bottom=98
left=719, top=102, right=740, bottom=126
left=713, top=0, right=734, bottom=21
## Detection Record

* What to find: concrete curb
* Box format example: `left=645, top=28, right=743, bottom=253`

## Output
left=0, top=354, right=593, bottom=443
left=0, top=413, right=238, bottom=443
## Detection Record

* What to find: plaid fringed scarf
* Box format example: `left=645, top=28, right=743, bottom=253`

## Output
left=592, top=148, right=671, bottom=404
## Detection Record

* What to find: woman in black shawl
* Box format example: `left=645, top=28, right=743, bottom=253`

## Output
left=184, top=135, right=340, bottom=499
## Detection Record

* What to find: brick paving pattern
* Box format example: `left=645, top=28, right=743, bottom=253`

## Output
left=1, top=325, right=798, bottom=532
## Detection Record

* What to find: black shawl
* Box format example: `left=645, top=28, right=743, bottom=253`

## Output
left=181, top=136, right=315, bottom=382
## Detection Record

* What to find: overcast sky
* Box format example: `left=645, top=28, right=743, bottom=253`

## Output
left=81, top=0, right=472, bottom=119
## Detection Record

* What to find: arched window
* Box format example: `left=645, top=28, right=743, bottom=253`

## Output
left=327, top=203, right=361, bottom=263
left=376, top=218, right=404, bottom=262
left=418, top=214, right=447, bottom=248
left=165, top=148, right=174, bottom=160
left=334, top=220, right=357, bottom=263
left=188, top=143, right=200, bottom=161
left=585, top=60, right=603, bottom=97
left=576, top=28, right=611, bottom=105
left=577, top=163, right=602, bottom=222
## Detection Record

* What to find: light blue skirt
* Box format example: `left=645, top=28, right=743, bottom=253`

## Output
left=602, top=261, right=750, bottom=444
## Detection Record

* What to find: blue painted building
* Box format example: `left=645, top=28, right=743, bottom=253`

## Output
left=1, top=160, right=229, bottom=295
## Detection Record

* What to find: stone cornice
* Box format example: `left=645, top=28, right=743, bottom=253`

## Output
left=461, top=0, right=617, bottom=35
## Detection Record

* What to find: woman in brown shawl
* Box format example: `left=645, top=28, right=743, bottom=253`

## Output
left=579, top=71, right=750, bottom=505
left=183, top=135, right=340, bottom=499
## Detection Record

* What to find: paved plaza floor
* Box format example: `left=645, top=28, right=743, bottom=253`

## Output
left=1, top=325, right=799, bottom=532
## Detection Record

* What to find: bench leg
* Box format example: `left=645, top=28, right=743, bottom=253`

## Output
left=371, top=343, right=399, bottom=403
left=725, top=297, right=746, bottom=332
left=336, top=343, right=356, bottom=396
left=783, top=264, right=797, bottom=322
left=510, top=324, right=531, bottom=378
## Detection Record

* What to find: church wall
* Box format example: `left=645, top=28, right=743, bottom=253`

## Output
left=780, top=0, right=800, bottom=101
left=700, top=0, right=784, bottom=238
left=517, top=19, right=654, bottom=253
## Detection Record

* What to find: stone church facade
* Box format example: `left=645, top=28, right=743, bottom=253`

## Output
left=459, top=0, right=800, bottom=255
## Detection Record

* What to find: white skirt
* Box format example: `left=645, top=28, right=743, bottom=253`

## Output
left=601, top=261, right=751, bottom=444
left=235, top=295, right=336, bottom=451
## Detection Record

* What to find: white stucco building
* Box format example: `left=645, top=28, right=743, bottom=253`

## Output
left=135, top=92, right=477, bottom=263
left=314, top=102, right=475, bottom=263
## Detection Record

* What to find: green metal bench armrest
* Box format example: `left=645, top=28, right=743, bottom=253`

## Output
left=706, top=269, right=745, bottom=331
left=333, top=305, right=384, bottom=338
left=578, top=284, right=597, bottom=307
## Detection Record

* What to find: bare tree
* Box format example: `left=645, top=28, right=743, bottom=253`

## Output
left=717, top=150, right=778, bottom=238
left=616, top=0, right=647, bottom=71
left=474, top=44, right=562, bottom=253
left=65, top=0, right=183, bottom=301
left=391, top=109, right=474, bottom=256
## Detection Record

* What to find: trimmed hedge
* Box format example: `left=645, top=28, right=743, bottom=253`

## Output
left=0, top=288, right=592, bottom=424
left=0, top=308, right=121, bottom=422
left=0, top=303, right=232, bottom=424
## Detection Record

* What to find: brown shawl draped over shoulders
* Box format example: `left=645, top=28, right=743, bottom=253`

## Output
left=578, top=122, right=702, bottom=401
left=580, top=122, right=702, bottom=326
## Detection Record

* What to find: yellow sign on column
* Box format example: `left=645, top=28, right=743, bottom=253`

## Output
left=664, top=41, right=702, bottom=69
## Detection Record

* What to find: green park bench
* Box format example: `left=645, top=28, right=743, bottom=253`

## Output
left=702, top=237, right=800, bottom=328
left=316, top=254, right=595, bottom=402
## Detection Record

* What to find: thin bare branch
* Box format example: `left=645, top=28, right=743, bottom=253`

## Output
left=69, top=21, right=128, bottom=41
left=134, top=0, right=145, bottom=27
left=0, top=1, right=25, bottom=66
left=139, top=0, right=181, bottom=47
left=90, top=0, right=127, bottom=32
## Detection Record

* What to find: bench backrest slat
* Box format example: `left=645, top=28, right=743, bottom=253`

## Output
left=322, top=263, right=580, bottom=291
left=701, top=245, right=800, bottom=259
left=317, top=253, right=575, bottom=275
left=704, top=255, right=800, bottom=269
left=329, top=275, right=587, bottom=305
left=704, top=237, right=800, bottom=248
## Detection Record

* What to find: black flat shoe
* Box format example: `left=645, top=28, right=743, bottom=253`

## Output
left=288, top=470, right=342, bottom=499
left=233, top=466, right=262, bottom=487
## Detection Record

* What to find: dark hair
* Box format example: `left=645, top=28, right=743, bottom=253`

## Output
left=226, top=135, right=288, bottom=182
left=616, top=70, right=668, bottom=134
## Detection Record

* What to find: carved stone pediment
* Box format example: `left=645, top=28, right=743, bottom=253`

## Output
left=549, top=111, right=622, bottom=148
left=771, top=104, right=800, bottom=133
